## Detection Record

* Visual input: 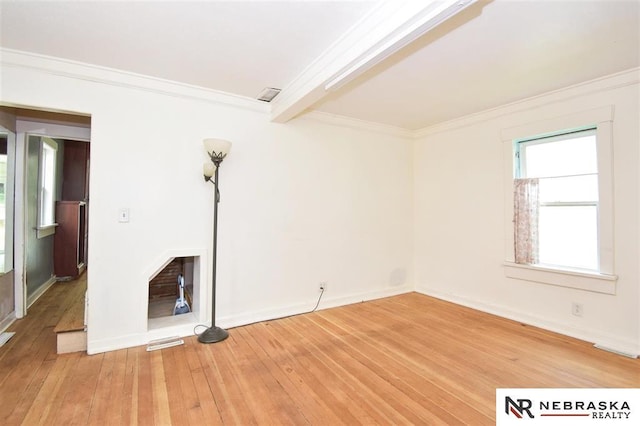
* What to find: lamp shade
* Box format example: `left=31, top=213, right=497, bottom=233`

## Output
left=204, top=138, right=232, bottom=156
left=203, top=162, right=216, bottom=178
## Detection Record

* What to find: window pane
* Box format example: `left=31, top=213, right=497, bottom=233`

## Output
left=523, top=134, right=597, bottom=178
left=538, top=206, right=598, bottom=270
left=0, top=149, right=6, bottom=271
left=39, top=140, right=57, bottom=227
left=539, top=174, right=598, bottom=203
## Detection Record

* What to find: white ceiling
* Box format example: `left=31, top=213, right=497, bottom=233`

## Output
left=1, top=0, right=639, bottom=131
left=315, top=0, right=640, bottom=129
left=0, top=0, right=377, bottom=99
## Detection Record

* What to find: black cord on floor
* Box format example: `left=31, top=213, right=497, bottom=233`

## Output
left=193, top=287, right=326, bottom=337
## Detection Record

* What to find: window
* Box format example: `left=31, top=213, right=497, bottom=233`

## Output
left=0, top=130, right=9, bottom=273
left=37, top=137, right=58, bottom=238
left=502, top=106, right=616, bottom=294
left=515, top=128, right=598, bottom=271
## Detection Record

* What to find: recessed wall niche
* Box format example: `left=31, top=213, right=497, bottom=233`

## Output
left=147, top=255, right=201, bottom=330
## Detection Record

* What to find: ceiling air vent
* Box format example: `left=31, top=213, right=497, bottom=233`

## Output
left=257, top=87, right=281, bottom=102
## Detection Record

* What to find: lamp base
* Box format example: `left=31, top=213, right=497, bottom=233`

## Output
left=197, top=326, right=229, bottom=344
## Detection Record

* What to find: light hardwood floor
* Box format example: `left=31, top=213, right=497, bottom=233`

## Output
left=1, top=279, right=638, bottom=425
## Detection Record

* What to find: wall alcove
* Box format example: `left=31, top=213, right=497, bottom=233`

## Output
left=147, top=253, right=204, bottom=332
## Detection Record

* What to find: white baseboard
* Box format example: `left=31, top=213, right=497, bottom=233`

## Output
left=88, top=322, right=200, bottom=355
left=416, top=286, right=639, bottom=358
left=0, top=311, right=16, bottom=333
left=27, top=275, right=57, bottom=308
left=220, top=284, right=413, bottom=330
left=88, top=285, right=413, bottom=354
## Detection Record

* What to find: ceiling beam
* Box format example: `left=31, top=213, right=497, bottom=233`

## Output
left=270, top=0, right=477, bottom=123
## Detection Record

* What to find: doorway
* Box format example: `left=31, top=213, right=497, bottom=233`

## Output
left=0, top=106, right=90, bottom=325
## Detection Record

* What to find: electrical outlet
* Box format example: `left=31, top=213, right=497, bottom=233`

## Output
left=118, top=208, right=130, bottom=223
left=572, top=302, right=583, bottom=317
left=319, top=282, right=327, bottom=292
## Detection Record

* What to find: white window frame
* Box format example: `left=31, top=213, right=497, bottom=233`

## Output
left=517, top=128, right=599, bottom=270
left=501, top=106, right=617, bottom=294
left=36, top=137, right=58, bottom=238
left=0, top=126, right=15, bottom=275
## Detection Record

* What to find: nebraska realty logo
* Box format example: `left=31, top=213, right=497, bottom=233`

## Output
left=496, top=389, right=639, bottom=425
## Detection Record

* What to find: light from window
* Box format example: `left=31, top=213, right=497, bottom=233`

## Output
left=38, top=138, right=57, bottom=228
left=516, top=129, right=598, bottom=271
left=0, top=136, right=6, bottom=271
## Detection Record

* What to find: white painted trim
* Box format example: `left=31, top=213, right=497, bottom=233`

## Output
left=88, top=284, right=412, bottom=354
left=220, top=284, right=413, bottom=330
left=27, top=275, right=56, bottom=308
left=414, top=68, right=639, bottom=138
left=593, top=344, right=638, bottom=359
left=416, top=286, right=639, bottom=358
left=37, top=136, right=58, bottom=235
left=290, top=69, right=638, bottom=139
left=501, top=105, right=616, bottom=291
left=595, top=120, right=615, bottom=275
left=503, top=262, right=616, bottom=295
left=323, top=0, right=478, bottom=92
left=0, top=48, right=269, bottom=114
left=14, top=128, right=26, bottom=319
left=4, top=48, right=413, bottom=139
left=4, top=51, right=635, bottom=142
left=2, top=125, right=16, bottom=278
left=35, top=225, right=57, bottom=239
left=271, top=0, right=479, bottom=123
left=500, top=106, right=614, bottom=142
left=89, top=326, right=194, bottom=355
left=0, top=311, right=16, bottom=333
left=300, top=111, right=414, bottom=138
left=17, top=121, right=91, bottom=142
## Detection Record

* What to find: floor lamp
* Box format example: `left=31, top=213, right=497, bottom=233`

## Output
left=199, top=138, right=231, bottom=344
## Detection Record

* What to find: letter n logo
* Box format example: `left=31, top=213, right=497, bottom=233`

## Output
left=505, top=396, right=534, bottom=418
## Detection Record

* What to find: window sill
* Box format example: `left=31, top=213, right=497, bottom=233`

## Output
left=36, top=224, right=58, bottom=239
left=503, top=261, right=617, bottom=295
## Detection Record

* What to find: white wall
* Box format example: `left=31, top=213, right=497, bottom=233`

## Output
left=4, top=49, right=637, bottom=357
left=414, top=69, right=640, bottom=356
left=0, top=50, right=414, bottom=353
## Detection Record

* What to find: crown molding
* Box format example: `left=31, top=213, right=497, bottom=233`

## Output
left=301, top=110, right=414, bottom=138
left=0, top=48, right=270, bottom=114
left=306, top=68, right=640, bottom=141
left=270, top=0, right=478, bottom=124
left=413, top=68, right=640, bottom=139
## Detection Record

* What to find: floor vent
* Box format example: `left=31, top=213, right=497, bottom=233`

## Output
left=146, top=336, right=184, bottom=351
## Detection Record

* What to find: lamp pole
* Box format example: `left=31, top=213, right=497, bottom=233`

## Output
left=199, top=140, right=231, bottom=344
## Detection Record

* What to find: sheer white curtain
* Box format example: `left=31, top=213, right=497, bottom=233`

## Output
left=514, top=178, right=539, bottom=264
